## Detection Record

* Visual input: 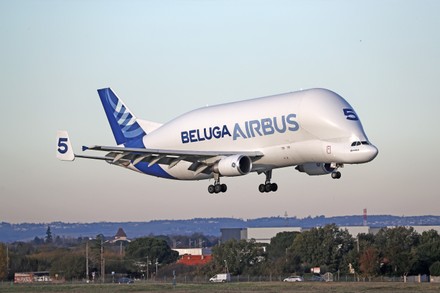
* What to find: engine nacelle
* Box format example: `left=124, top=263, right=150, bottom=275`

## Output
left=214, top=155, right=252, bottom=177
left=296, top=163, right=335, bottom=176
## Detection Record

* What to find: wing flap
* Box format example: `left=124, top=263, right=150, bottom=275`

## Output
left=81, top=145, right=264, bottom=173
left=84, top=145, right=264, bottom=158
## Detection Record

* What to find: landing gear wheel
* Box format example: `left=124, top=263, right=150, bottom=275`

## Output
left=208, top=185, right=215, bottom=194
left=214, top=184, right=222, bottom=193
left=265, top=183, right=272, bottom=193
left=221, top=184, right=227, bottom=193
left=259, top=170, right=278, bottom=193
left=331, top=171, right=341, bottom=179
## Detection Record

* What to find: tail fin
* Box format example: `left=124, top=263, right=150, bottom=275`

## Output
left=56, top=130, right=75, bottom=161
left=97, top=88, right=146, bottom=145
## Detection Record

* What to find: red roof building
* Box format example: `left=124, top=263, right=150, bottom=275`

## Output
left=177, top=254, right=212, bottom=266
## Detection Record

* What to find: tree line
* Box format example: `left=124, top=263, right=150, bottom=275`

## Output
left=206, top=225, right=440, bottom=278
left=1, top=225, right=440, bottom=281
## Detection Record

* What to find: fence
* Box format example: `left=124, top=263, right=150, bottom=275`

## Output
left=38, top=273, right=438, bottom=284
left=104, top=274, right=433, bottom=284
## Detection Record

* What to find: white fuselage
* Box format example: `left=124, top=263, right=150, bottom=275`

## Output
left=133, top=88, right=377, bottom=180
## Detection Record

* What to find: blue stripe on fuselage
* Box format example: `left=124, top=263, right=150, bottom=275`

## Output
left=125, top=138, right=175, bottom=179
left=134, top=161, right=175, bottom=179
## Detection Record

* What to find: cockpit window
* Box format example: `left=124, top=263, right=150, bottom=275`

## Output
left=351, top=141, right=369, bottom=147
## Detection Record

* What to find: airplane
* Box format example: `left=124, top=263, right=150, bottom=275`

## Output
left=57, top=87, right=378, bottom=194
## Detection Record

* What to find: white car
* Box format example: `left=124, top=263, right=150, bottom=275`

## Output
left=209, top=273, right=231, bottom=283
left=283, top=276, right=304, bottom=282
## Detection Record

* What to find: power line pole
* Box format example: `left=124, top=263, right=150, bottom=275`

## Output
left=85, top=240, right=89, bottom=283
left=155, top=258, right=158, bottom=278
left=146, top=256, right=149, bottom=281
left=6, top=244, right=9, bottom=277
left=100, top=238, right=105, bottom=283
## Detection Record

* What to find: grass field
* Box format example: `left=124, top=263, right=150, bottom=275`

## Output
left=1, top=282, right=440, bottom=293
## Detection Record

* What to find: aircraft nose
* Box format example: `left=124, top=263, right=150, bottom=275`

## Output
left=364, top=144, right=379, bottom=162
left=349, top=143, right=379, bottom=163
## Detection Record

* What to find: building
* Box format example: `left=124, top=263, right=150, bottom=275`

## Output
left=328, top=226, right=370, bottom=237
left=221, top=227, right=302, bottom=244
left=302, top=226, right=370, bottom=237
left=109, top=227, right=131, bottom=243
left=176, top=254, right=213, bottom=266
left=173, top=248, right=212, bottom=256
left=220, top=228, right=247, bottom=242
left=221, top=225, right=440, bottom=244
left=107, top=227, right=131, bottom=256
left=247, top=227, right=302, bottom=243
left=382, top=225, right=440, bottom=235
left=173, top=248, right=213, bottom=266
left=14, top=272, right=51, bottom=283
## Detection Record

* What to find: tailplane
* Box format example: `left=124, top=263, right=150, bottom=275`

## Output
left=98, top=88, right=146, bottom=145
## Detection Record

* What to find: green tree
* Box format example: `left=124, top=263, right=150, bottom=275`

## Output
left=45, top=226, right=53, bottom=244
left=30, top=248, right=85, bottom=280
left=267, top=232, right=299, bottom=261
left=430, top=261, right=440, bottom=276
left=288, top=224, right=354, bottom=274
left=126, top=237, right=178, bottom=265
left=0, top=243, right=7, bottom=280
left=374, top=227, right=420, bottom=276
left=211, top=239, right=266, bottom=275
left=414, top=230, right=440, bottom=274
left=265, top=232, right=299, bottom=275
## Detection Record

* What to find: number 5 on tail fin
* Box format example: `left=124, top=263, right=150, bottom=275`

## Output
left=56, top=130, right=75, bottom=161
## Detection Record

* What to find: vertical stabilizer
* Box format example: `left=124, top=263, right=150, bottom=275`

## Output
left=56, top=130, right=75, bottom=161
left=97, top=88, right=146, bottom=145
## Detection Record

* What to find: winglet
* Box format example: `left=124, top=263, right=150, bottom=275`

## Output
left=56, top=130, right=75, bottom=161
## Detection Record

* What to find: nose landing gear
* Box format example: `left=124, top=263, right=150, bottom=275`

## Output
left=331, top=171, right=341, bottom=179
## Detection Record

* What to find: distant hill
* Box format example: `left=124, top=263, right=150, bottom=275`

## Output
left=1, top=215, right=440, bottom=242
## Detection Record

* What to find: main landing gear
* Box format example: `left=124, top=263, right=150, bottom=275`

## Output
left=208, top=183, right=227, bottom=194
left=259, top=170, right=278, bottom=193
left=208, top=173, right=227, bottom=194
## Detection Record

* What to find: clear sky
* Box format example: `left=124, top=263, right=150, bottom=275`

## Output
left=1, top=1, right=439, bottom=223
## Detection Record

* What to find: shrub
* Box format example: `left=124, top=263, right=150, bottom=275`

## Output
left=430, top=261, right=440, bottom=276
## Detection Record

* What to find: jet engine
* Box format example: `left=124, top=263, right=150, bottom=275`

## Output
left=213, top=155, right=252, bottom=177
left=295, top=163, right=335, bottom=176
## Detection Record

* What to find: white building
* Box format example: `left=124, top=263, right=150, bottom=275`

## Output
left=247, top=227, right=302, bottom=244
left=173, top=248, right=212, bottom=256
left=220, top=225, right=440, bottom=244
left=221, top=227, right=302, bottom=244
left=389, top=225, right=440, bottom=234
left=339, top=226, right=370, bottom=236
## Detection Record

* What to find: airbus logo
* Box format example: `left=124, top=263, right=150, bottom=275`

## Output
left=181, top=114, right=299, bottom=144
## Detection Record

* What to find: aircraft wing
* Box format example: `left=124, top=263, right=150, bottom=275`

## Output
left=80, top=145, right=264, bottom=175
